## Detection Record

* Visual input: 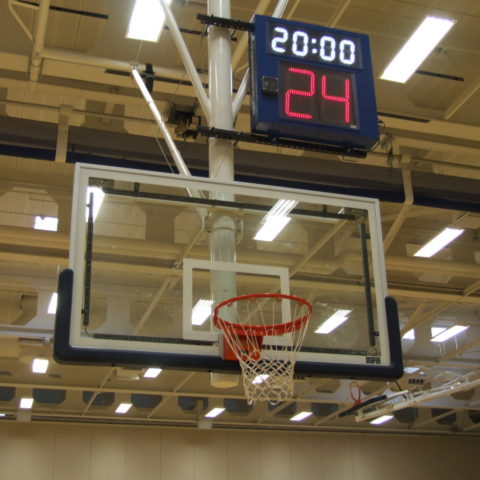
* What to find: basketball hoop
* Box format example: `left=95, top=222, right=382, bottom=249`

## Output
left=213, top=293, right=312, bottom=404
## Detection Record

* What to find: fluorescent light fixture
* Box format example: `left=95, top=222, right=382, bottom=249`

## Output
left=268, top=199, right=298, bottom=217
left=370, top=414, right=393, bottom=425
left=126, top=0, right=173, bottom=42
left=252, top=374, right=269, bottom=385
left=315, top=309, right=351, bottom=334
left=204, top=407, right=225, bottom=418
left=402, top=329, right=415, bottom=340
left=191, top=299, right=214, bottom=326
left=254, top=215, right=291, bottom=241
left=380, top=15, right=456, bottom=83
left=431, top=325, right=469, bottom=343
left=32, top=358, right=49, bottom=374
left=20, top=397, right=34, bottom=409
left=431, top=326, right=446, bottom=338
left=0, top=413, right=5, bottom=417
left=85, top=186, right=105, bottom=222
left=144, top=367, right=162, bottom=378
left=115, top=403, right=133, bottom=414
left=290, top=411, right=313, bottom=422
left=404, top=366, right=420, bottom=374
left=47, top=292, right=58, bottom=314
left=414, top=227, right=464, bottom=258
left=34, top=216, right=58, bottom=231
left=254, top=199, right=298, bottom=242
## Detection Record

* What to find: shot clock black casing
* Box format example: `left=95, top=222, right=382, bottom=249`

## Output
left=249, top=15, right=379, bottom=151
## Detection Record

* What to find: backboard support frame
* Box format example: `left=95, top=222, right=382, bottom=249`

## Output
left=54, top=163, right=403, bottom=380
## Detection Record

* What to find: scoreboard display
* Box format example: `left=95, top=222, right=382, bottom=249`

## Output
left=249, top=15, right=379, bottom=151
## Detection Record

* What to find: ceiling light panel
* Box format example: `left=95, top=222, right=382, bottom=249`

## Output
left=32, top=358, right=49, bottom=374
left=315, top=309, right=351, bottom=334
left=204, top=407, right=225, bottom=418
left=380, top=16, right=456, bottom=83
left=370, top=414, right=393, bottom=425
left=431, top=325, right=469, bottom=342
left=290, top=411, right=313, bottom=422
left=144, top=367, right=162, bottom=378
left=126, top=0, right=173, bottom=42
left=414, top=227, right=464, bottom=258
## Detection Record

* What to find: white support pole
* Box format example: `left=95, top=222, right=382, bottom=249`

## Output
left=206, top=0, right=238, bottom=379
left=158, top=0, right=211, bottom=123
left=54, top=105, right=72, bottom=163
left=30, top=0, right=50, bottom=81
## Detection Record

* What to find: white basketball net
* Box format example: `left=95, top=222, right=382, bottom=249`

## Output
left=214, top=293, right=311, bottom=405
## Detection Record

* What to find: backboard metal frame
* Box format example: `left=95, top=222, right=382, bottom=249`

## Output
left=54, top=163, right=403, bottom=380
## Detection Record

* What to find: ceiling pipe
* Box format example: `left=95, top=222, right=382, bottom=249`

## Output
left=30, top=0, right=51, bottom=82
left=41, top=47, right=201, bottom=83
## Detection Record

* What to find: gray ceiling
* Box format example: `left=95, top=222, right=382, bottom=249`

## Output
left=0, top=0, right=479, bottom=435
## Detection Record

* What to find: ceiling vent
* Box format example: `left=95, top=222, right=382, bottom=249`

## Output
left=131, top=393, right=162, bottom=409
left=82, top=391, right=115, bottom=407
left=269, top=402, right=296, bottom=416
left=0, top=386, right=15, bottom=402
left=224, top=398, right=253, bottom=415
left=393, top=407, right=419, bottom=423
left=312, top=403, right=338, bottom=416
left=177, top=396, right=208, bottom=412
left=33, top=388, right=66, bottom=404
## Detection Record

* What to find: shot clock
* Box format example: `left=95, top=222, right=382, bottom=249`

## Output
left=249, top=15, right=379, bottom=151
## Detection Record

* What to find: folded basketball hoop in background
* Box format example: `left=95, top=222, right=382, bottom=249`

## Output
left=213, top=293, right=312, bottom=404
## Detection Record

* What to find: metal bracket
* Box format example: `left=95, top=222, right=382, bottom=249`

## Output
left=196, top=126, right=368, bottom=158
left=196, top=14, right=253, bottom=32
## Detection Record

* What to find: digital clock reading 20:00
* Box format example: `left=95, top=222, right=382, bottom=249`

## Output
left=250, top=15, right=379, bottom=151
left=268, top=24, right=362, bottom=68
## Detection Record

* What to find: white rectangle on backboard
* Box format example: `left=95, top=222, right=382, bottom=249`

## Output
left=183, top=258, right=290, bottom=341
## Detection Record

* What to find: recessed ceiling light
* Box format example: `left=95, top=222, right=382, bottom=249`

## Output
left=414, top=227, right=464, bottom=258
left=431, top=325, right=469, bottom=343
left=191, top=299, right=214, bottom=326
left=204, top=407, right=225, bottom=418
left=115, top=403, right=132, bottom=414
left=20, top=397, right=34, bottom=409
left=126, top=0, right=173, bottom=42
left=290, top=411, right=313, bottom=422
left=315, top=309, right=351, bottom=334
left=34, top=216, right=58, bottom=231
left=402, top=329, right=415, bottom=340
left=380, top=15, right=456, bottom=83
left=370, top=414, right=393, bottom=425
left=144, top=367, right=162, bottom=378
left=254, top=199, right=298, bottom=242
left=32, top=358, right=49, bottom=374
left=47, top=292, right=58, bottom=314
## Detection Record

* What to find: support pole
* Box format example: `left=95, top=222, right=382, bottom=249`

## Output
left=208, top=0, right=237, bottom=315
left=30, top=0, right=51, bottom=81
left=54, top=105, right=71, bottom=163
left=207, top=1, right=239, bottom=391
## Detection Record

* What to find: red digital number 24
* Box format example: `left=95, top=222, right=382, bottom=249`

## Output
left=284, top=68, right=351, bottom=124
